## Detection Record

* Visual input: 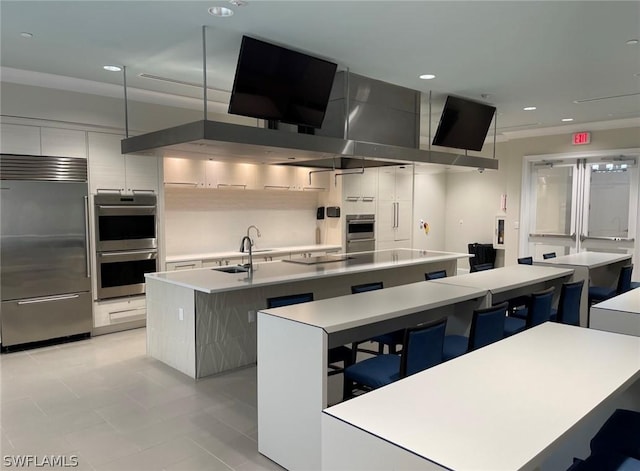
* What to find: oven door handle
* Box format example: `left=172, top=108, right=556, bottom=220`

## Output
left=98, top=250, right=157, bottom=258
left=347, top=238, right=376, bottom=243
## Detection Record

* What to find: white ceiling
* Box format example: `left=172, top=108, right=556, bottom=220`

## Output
left=1, top=1, right=639, bottom=138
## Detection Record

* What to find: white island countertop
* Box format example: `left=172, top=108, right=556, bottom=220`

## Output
left=165, top=244, right=342, bottom=263
left=147, top=249, right=471, bottom=294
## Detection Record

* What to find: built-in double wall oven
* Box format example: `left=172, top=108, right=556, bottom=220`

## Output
left=346, top=214, right=376, bottom=253
left=94, top=193, right=158, bottom=300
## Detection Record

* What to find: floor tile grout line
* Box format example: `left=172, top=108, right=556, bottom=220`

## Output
left=185, top=435, right=237, bottom=471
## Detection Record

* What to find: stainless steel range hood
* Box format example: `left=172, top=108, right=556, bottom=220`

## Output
left=121, top=119, right=498, bottom=170
left=121, top=71, right=498, bottom=171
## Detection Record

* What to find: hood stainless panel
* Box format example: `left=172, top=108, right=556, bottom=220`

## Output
left=121, top=120, right=499, bottom=170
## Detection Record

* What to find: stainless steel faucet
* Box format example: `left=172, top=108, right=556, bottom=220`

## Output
left=239, top=236, right=254, bottom=273
left=246, top=225, right=261, bottom=246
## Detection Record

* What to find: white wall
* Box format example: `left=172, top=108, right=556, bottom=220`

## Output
left=442, top=148, right=507, bottom=270
left=412, top=170, right=447, bottom=251
left=164, top=187, right=321, bottom=255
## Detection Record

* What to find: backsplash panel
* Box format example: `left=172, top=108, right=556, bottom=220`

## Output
left=164, top=187, right=320, bottom=255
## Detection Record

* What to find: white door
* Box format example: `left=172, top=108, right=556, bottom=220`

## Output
left=523, top=152, right=639, bottom=269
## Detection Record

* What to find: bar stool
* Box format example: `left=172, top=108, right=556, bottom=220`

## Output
left=504, top=287, right=555, bottom=336
left=442, top=302, right=507, bottom=361
left=343, top=318, right=447, bottom=400
left=425, top=270, right=447, bottom=280
left=588, top=264, right=633, bottom=305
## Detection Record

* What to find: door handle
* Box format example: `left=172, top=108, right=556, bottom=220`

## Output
left=84, top=196, right=91, bottom=278
left=396, top=202, right=400, bottom=228
left=18, top=294, right=80, bottom=305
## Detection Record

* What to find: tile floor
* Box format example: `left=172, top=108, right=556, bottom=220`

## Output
left=0, top=328, right=284, bottom=471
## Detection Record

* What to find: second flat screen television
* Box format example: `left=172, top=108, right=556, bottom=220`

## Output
left=228, top=36, right=338, bottom=129
left=432, top=95, right=496, bottom=152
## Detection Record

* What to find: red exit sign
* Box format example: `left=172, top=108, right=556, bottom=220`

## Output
left=572, top=132, right=591, bottom=145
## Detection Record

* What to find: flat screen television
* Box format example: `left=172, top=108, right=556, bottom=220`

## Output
left=228, top=36, right=338, bottom=129
left=432, top=95, right=496, bottom=152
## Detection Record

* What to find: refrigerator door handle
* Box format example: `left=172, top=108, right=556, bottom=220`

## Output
left=18, top=294, right=80, bottom=305
left=84, top=196, right=91, bottom=278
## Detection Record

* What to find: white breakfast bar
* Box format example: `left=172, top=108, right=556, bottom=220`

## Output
left=322, top=323, right=640, bottom=471
left=256, top=264, right=577, bottom=471
left=535, top=252, right=632, bottom=326
left=429, top=264, right=575, bottom=306
left=590, top=287, right=640, bottom=336
left=258, top=280, right=488, bottom=471
left=145, top=249, right=470, bottom=378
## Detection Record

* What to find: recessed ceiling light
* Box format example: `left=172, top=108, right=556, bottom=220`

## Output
left=626, top=39, right=639, bottom=45
left=20, top=32, right=33, bottom=39
left=208, top=6, right=234, bottom=17
left=228, top=0, right=247, bottom=6
left=419, top=74, right=436, bottom=80
left=561, top=118, right=574, bottom=122
left=103, top=65, right=122, bottom=72
left=523, top=106, right=537, bottom=111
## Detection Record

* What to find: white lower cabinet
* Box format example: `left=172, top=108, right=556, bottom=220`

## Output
left=93, top=297, right=146, bottom=329
left=166, top=260, right=203, bottom=271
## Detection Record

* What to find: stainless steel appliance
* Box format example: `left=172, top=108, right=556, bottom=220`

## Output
left=346, top=214, right=376, bottom=253
left=0, top=155, right=92, bottom=349
left=94, top=193, right=157, bottom=251
left=94, top=193, right=158, bottom=300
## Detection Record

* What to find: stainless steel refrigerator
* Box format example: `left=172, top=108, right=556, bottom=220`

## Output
left=1, top=155, right=92, bottom=349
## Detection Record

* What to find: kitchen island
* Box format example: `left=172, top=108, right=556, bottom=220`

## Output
left=145, top=249, right=470, bottom=378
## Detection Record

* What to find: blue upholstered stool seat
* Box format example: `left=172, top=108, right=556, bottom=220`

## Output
left=588, top=285, right=616, bottom=302
left=503, top=316, right=526, bottom=336
left=568, top=453, right=640, bottom=471
left=591, top=409, right=640, bottom=460
left=442, top=335, right=469, bottom=361
left=631, top=281, right=640, bottom=290
left=344, top=354, right=401, bottom=389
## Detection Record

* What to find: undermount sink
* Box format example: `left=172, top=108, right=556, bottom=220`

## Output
left=212, top=265, right=249, bottom=274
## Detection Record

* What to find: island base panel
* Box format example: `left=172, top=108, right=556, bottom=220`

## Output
left=146, top=279, right=196, bottom=378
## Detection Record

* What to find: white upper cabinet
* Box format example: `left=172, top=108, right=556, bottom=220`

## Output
left=162, top=157, right=326, bottom=192
left=299, top=167, right=330, bottom=191
left=256, top=165, right=295, bottom=190
left=0, top=124, right=87, bottom=158
left=40, top=127, right=87, bottom=158
left=206, top=161, right=258, bottom=190
left=344, top=168, right=378, bottom=200
left=164, top=157, right=205, bottom=187
left=124, top=155, right=159, bottom=193
left=378, top=165, right=413, bottom=201
left=88, top=132, right=126, bottom=193
left=377, top=165, right=414, bottom=247
left=0, top=124, right=41, bottom=155
left=88, top=132, right=158, bottom=194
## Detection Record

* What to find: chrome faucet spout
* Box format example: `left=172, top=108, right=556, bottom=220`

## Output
left=239, top=235, right=254, bottom=272
left=246, top=225, right=261, bottom=246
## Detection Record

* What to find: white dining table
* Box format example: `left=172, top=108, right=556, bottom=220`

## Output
left=322, top=323, right=640, bottom=471
left=535, top=251, right=632, bottom=326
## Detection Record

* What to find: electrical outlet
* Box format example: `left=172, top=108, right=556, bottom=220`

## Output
left=178, top=307, right=184, bottom=321
left=248, top=310, right=256, bottom=323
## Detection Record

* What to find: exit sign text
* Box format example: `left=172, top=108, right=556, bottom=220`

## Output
left=572, top=132, right=591, bottom=145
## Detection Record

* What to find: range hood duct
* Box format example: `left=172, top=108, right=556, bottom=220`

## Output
left=121, top=72, right=498, bottom=171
